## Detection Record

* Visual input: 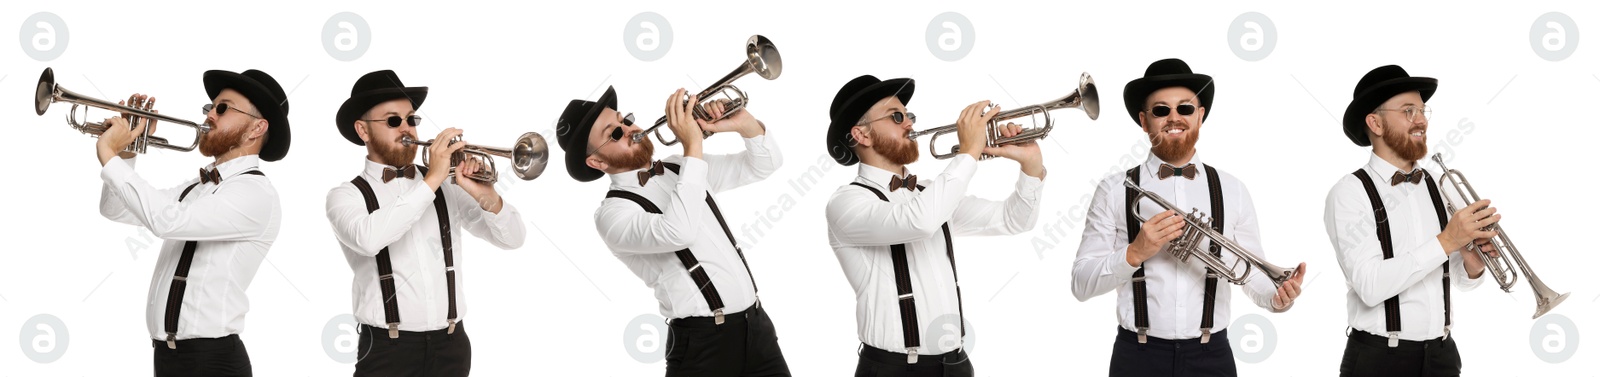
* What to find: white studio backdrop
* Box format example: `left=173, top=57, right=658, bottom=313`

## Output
left=1, top=0, right=1592, bottom=375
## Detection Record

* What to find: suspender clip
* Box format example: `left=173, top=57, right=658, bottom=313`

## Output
left=1387, top=331, right=1400, bottom=348
left=165, top=333, right=177, bottom=349
left=447, top=319, right=458, bottom=334
left=1442, top=325, right=1451, bottom=341
left=388, top=323, right=400, bottom=339
left=172, top=275, right=187, bottom=282
left=1131, top=275, right=1146, bottom=283
left=906, top=346, right=919, bottom=364
left=1200, top=328, right=1212, bottom=344
left=1137, top=327, right=1149, bottom=344
left=713, top=309, right=725, bottom=325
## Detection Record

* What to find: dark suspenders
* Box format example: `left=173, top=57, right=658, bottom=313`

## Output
left=350, top=166, right=456, bottom=339
left=1352, top=169, right=1451, bottom=347
left=1124, top=165, right=1225, bottom=344
left=163, top=170, right=264, bottom=349
left=849, top=181, right=959, bottom=364
left=605, top=162, right=758, bottom=326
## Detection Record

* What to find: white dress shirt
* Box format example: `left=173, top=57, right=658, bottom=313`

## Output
left=1072, top=153, right=1280, bottom=341
left=826, top=154, right=1044, bottom=355
left=99, top=155, right=279, bottom=341
left=326, top=159, right=527, bottom=332
left=594, top=134, right=782, bottom=319
left=1324, top=153, right=1482, bottom=341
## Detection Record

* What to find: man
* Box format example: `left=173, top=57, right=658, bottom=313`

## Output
left=1071, top=58, right=1306, bottom=377
left=97, top=69, right=291, bottom=376
left=325, top=70, right=527, bottom=377
left=1325, top=65, right=1498, bottom=377
left=555, top=87, right=790, bottom=376
left=823, top=75, right=1045, bottom=377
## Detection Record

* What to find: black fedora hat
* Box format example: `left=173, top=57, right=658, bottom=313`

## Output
left=826, top=75, right=914, bottom=166
left=1122, top=58, right=1215, bottom=125
left=335, top=70, right=428, bottom=146
left=553, top=86, right=619, bottom=182
left=203, top=69, right=291, bottom=161
left=1341, top=65, right=1436, bottom=147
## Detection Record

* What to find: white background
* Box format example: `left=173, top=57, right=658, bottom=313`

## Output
left=1, top=0, right=1593, bottom=375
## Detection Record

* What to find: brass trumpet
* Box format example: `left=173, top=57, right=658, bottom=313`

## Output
left=1432, top=153, right=1568, bottom=319
left=402, top=132, right=550, bottom=184
left=36, top=67, right=211, bottom=154
left=1124, top=179, right=1300, bottom=288
left=908, top=72, right=1099, bottom=160
left=635, top=35, right=782, bottom=146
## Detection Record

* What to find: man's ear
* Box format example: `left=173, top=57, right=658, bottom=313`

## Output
left=850, top=125, right=871, bottom=148
left=252, top=119, right=270, bottom=139
left=355, top=121, right=371, bottom=143
left=585, top=154, right=607, bottom=172
left=1365, top=113, right=1384, bottom=138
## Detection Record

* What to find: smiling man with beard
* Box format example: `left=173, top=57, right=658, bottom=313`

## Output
left=325, top=70, right=527, bottom=377
left=556, top=87, right=790, bottom=377
left=1324, top=65, right=1498, bottom=377
left=823, top=75, right=1045, bottom=377
left=95, top=69, right=290, bottom=377
left=1071, top=58, right=1306, bottom=377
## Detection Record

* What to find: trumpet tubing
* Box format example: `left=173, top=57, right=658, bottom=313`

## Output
left=1431, top=153, right=1568, bottom=319
left=1123, top=178, right=1300, bottom=288
left=909, top=72, right=1099, bottom=160
left=35, top=67, right=211, bottom=154
left=403, top=132, right=550, bottom=184
left=637, top=35, right=782, bottom=146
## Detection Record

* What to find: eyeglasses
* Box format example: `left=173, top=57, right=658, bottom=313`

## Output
left=857, top=111, right=916, bottom=126
left=1374, top=105, right=1431, bottom=123
left=588, top=113, right=635, bottom=155
left=202, top=103, right=262, bottom=119
left=361, top=115, right=424, bottom=128
left=1147, top=104, right=1196, bottom=118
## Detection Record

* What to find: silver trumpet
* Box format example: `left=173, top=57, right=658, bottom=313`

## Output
left=907, top=72, right=1099, bottom=160
left=1123, top=179, right=1300, bottom=287
left=1432, top=153, right=1568, bottom=319
left=636, top=34, right=782, bottom=146
left=402, top=132, right=550, bottom=184
left=36, top=67, right=211, bottom=154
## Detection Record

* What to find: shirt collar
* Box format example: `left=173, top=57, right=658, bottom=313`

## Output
left=361, top=158, right=415, bottom=184
left=607, top=155, right=682, bottom=189
left=856, top=162, right=911, bottom=191
left=1140, top=152, right=1205, bottom=179
left=1365, top=152, right=1417, bottom=179
left=207, top=155, right=262, bottom=179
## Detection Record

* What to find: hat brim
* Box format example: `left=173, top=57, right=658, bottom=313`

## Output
left=827, top=78, right=915, bottom=166
left=335, top=87, right=429, bottom=146
left=563, top=87, right=618, bottom=182
left=1122, top=74, right=1215, bottom=125
left=1341, top=77, right=1437, bottom=147
left=204, top=71, right=291, bottom=161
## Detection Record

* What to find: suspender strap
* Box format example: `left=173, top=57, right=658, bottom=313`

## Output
left=849, top=181, right=960, bottom=363
left=164, top=170, right=263, bottom=349
left=351, top=176, right=403, bottom=339
left=1353, top=169, right=1451, bottom=347
left=1197, top=165, right=1225, bottom=344
left=1422, top=171, right=1452, bottom=332
left=606, top=183, right=754, bottom=326
left=1124, top=167, right=1151, bottom=344
left=429, top=180, right=459, bottom=334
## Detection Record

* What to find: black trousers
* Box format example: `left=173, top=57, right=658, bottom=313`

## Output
left=1109, top=327, right=1237, bottom=377
left=354, top=321, right=472, bottom=377
left=665, top=304, right=791, bottom=377
left=853, top=344, right=974, bottom=377
left=1339, top=330, right=1461, bottom=377
left=152, top=334, right=252, bottom=377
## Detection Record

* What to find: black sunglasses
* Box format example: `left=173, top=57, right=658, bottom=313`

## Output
left=361, top=115, right=424, bottom=128
left=1148, top=104, right=1196, bottom=118
left=588, top=113, right=636, bottom=156
left=201, top=103, right=262, bottom=119
left=857, top=111, right=916, bottom=126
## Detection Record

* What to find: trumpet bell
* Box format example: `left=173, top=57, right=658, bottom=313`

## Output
left=510, top=132, right=549, bottom=181
left=746, top=35, right=782, bottom=80
left=35, top=67, right=56, bottom=116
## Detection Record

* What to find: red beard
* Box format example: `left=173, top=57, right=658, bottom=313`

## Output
left=198, top=121, right=248, bottom=157
left=370, top=134, right=419, bottom=168
left=1147, top=124, right=1199, bottom=163
left=872, top=127, right=919, bottom=165
left=1380, top=123, right=1427, bottom=162
left=607, top=137, right=656, bottom=172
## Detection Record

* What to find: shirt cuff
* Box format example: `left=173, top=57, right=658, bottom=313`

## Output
left=942, top=153, right=979, bottom=181
left=1110, top=246, right=1143, bottom=276
left=1014, top=171, right=1045, bottom=204
left=405, top=182, right=438, bottom=204
left=1412, top=241, right=1451, bottom=268
left=100, top=157, right=136, bottom=185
